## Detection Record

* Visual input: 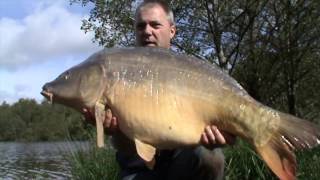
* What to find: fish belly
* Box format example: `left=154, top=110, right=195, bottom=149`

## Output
left=107, top=83, right=208, bottom=149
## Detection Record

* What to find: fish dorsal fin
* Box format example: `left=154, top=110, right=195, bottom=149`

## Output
left=95, top=102, right=105, bottom=148
left=134, top=139, right=156, bottom=169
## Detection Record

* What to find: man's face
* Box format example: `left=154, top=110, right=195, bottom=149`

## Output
left=135, top=4, right=176, bottom=49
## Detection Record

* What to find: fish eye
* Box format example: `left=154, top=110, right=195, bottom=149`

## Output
left=64, top=71, right=70, bottom=80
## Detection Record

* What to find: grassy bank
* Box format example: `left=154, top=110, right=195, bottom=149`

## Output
left=67, top=140, right=320, bottom=180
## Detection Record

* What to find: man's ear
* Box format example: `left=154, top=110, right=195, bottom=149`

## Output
left=170, top=25, right=176, bottom=39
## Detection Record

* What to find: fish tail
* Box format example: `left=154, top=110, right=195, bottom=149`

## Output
left=255, top=112, right=320, bottom=180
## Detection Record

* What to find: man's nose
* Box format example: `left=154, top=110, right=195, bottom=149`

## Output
left=144, top=24, right=153, bottom=35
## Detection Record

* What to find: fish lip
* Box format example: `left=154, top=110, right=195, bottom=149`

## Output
left=41, top=90, right=53, bottom=104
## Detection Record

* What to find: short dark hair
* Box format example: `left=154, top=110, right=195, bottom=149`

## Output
left=135, top=0, right=175, bottom=25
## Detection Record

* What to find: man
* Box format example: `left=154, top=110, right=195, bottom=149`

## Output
left=84, top=0, right=234, bottom=179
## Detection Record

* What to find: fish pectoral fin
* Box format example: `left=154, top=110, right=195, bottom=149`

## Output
left=95, top=102, right=105, bottom=148
left=134, top=139, right=156, bottom=169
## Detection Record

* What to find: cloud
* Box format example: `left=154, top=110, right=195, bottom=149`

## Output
left=0, top=90, right=15, bottom=104
left=0, top=0, right=102, bottom=104
left=0, top=0, right=100, bottom=70
left=0, top=55, right=86, bottom=104
left=0, top=87, right=30, bottom=104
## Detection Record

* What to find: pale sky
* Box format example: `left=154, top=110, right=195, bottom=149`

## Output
left=0, top=0, right=102, bottom=104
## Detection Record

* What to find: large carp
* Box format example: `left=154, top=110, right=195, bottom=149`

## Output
left=41, top=47, right=320, bottom=180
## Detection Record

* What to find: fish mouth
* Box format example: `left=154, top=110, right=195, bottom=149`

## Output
left=41, top=90, right=53, bottom=104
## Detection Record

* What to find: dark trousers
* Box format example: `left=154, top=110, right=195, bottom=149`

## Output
left=117, top=146, right=225, bottom=180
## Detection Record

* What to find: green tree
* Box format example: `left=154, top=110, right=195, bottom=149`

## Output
left=234, top=0, right=320, bottom=121
left=0, top=99, right=92, bottom=141
left=0, top=101, right=26, bottom=140
left=70, top=0, right=267, bottom=71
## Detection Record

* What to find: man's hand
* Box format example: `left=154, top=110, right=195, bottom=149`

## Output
left=201, top=125, right=236, bottom=149
left=103, top=109, right=119, bottom=135
left=82, top=108, right=95, bottom=124
left=82, top=108, right=119, bottom=135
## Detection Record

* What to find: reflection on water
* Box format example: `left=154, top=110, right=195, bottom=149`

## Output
left=0, top=141, right=90, bottom=179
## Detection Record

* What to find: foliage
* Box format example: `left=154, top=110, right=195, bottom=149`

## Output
left=0, top=98, right=93, bottom=141
left=233, top=0, right=320, bottom=116
left=70, top=0, right=268, bottom=70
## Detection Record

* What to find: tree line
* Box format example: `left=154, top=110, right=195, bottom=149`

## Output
left=0, top=99, right=92, bottom=141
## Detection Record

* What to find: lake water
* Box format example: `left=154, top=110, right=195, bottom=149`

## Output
left=0, top=141, right=90, bottom=179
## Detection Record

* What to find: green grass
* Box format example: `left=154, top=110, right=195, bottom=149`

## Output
left=224, top=141, right=275, bottom=180
left=67, top=140, right=320, bottom=180
left=224, top=140, right=320, bottom=180
left=67, top=142, right=119, bottom=180
left=295, top=146, right=320, bottom=179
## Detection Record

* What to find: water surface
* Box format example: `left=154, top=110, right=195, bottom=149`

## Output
left=0, top=141, right=89, bottom=179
